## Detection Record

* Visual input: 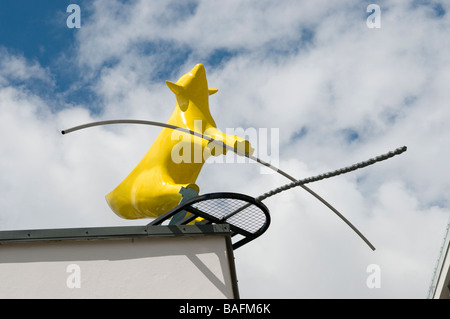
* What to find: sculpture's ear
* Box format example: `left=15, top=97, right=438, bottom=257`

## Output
left=167, top=81, right=189, bottom=111
left=166, top=81, right=184, bottom=96
left=208, top=88, right=218, bottom=95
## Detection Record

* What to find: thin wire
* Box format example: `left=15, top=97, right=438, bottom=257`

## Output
left=257, top=146, right=407, bottom=201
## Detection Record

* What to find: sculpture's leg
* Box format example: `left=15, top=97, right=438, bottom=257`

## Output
left=169, top=186, right=199, bottom=225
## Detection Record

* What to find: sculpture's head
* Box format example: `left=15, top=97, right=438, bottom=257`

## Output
left=165, top=63, right=218, bottom=113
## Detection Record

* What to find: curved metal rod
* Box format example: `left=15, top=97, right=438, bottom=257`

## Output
left=62, top=119, right=378, bottom=250
left=62, top=120, right=288, bottom=176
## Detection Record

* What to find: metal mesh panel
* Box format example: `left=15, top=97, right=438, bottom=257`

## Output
left=192, top=198, right=267, bottom=235
left=148, top=192, right=271, bottom=249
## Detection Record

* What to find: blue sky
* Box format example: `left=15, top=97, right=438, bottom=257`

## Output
left=0, top=1, right=73, bottom=65
left=0, top=1, right=248, bottom=109
left=0, top=1, right=88, bottom=107
left=1, top=0, right=450, bottom=299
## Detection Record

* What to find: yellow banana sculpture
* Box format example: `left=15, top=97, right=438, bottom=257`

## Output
left=105, top=64, right=254, bottom=219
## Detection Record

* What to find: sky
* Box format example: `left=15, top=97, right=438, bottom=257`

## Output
left=1, top=0, right=450, bottom=298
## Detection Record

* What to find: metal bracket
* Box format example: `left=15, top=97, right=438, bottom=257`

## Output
left=168, top=186, right=199, bottom=225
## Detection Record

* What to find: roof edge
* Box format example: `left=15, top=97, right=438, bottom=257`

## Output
left=0, top=224, right=231, bottom=243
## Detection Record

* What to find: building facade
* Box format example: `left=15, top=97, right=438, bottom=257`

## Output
left=0, top=224, right=239, bottom=299
left=428, top=217, right=450, bottom=299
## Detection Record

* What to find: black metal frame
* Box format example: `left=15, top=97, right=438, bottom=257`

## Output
left=148, top=192, right=271, bottom=250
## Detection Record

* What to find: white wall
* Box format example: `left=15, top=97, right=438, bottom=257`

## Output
left=0, top=235, right=236, bottom=299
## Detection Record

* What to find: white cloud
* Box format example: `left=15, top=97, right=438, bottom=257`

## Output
left=0, top=48, right=53, bottom=86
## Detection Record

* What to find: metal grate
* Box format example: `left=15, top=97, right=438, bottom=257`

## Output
left=192, top=198, right=266, bottom=235
left=148, top=193, right=271, bottom=249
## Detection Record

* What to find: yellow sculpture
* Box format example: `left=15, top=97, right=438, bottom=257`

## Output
left=105, top=64, right=254, bottom=219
